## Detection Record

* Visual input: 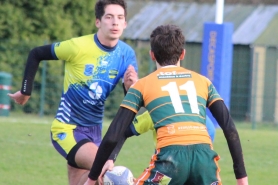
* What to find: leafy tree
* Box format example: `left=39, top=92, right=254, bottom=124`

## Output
left=133, top=0, right=278, bottom=4
left=0, top=0, right=97, bottom=115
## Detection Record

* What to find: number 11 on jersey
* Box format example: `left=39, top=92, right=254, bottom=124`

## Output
left=161, top=81, right=200, bottom=114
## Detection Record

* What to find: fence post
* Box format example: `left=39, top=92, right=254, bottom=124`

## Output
left=251, top=46, right=257, bottom=130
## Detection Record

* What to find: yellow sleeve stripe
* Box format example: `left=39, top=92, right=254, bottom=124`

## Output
left=156, top=113, right=205, bottom=124
left=120, top=104, right=138, bottom=113
left=207, top=98, right=223, bottom=107
left=127, top=91, right=142, bottom=99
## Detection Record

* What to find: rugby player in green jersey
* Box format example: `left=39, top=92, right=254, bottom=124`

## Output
left=85, top=24, right=248, bottom=185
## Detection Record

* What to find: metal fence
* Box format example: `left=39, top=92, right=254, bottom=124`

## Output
left=1, top=40, right=278, bottom=128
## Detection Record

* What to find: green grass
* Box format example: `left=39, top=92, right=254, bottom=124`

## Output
left=0, top=113, right=277, bottom=184
left=213, top=123, right=278, bottom=184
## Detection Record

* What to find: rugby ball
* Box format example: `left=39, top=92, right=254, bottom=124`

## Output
left=103, top=166, right=134, bottom=185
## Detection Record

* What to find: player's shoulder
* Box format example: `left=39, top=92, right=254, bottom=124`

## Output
left=133, top=72, right=156, bottom=88
left=70, top=34, right=94, bottom=44
left=130, top=74, right=149, bottom=89
left=189, top=69, right=211, bottom=83
left=117, top=40, right=135, bottom=52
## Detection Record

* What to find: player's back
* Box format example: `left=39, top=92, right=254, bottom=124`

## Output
left=133, top=66, right=221, bottom=149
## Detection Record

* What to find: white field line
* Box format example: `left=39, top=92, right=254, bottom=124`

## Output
left=5, top=139, right=53, bottom=147
left=0, top=118, right=52, bottom=124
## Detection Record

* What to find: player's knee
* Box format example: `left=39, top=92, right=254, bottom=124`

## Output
left=67, top=139, right=97, bottom=169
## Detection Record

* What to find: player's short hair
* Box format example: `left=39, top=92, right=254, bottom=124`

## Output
left=150, top=25, right=185, bottom=66
left=95, top=0, right=127, bottom=20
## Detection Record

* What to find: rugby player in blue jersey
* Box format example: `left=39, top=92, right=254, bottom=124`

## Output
left=8, top=0, right=138, bottom=184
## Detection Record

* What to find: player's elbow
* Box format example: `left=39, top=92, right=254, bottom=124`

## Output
left=102, top=135, right=119, bottom=148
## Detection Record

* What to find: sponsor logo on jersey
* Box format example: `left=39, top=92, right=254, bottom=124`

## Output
left=157, top=71, right=191, bottom=79
left=109, top=69, right=119, bottom=79
left=178, top=125, right=207, bottom=131
left=57, top=132, right=67, bottom=140
left=99, top=60, right=109, bottom=74
left=84, top=64, right=94, bottom=76
left=83, top=99, right=104, bottom=105
left=100, top=60, right=108, bottom=67
left=151, top=171, right=171, bottom=185
left=88, top=82, right=103, bottom=100
left=211, top=181, right=219, bottom=185
left=167, top=125, right=175, bottom=134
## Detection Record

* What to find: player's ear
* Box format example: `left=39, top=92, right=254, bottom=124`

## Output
left=123, top=21, right=127, bottom=29
left=95, top=19, right=101, bottom=28
left=149, top=50, right=156, bottom=62
left=179, top=49, right=186, bottom=60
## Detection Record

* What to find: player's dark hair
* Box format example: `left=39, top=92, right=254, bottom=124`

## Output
left=150, top=25, right=185, bottom=66
left=95, top=0, right=127, bottom=20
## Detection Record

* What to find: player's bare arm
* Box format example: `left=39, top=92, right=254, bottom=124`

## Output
left=237, top=176, right=249, bottom=185
left=84, top=178, right=97, bottom=185
left=97, top=159, right=114, bottom=185
left=8, top=91, right=30, bottom=105
left=87, top=108, right=136, bottom=184
left=123, top=65, right=138, bottom=91
left=8, top=45, right=55, bottom=105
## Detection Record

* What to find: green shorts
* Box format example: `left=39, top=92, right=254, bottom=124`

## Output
left=136, top=144, right=221, bottom=185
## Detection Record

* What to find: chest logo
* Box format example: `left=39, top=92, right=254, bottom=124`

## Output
left=84, top=64, right=94, bottom=76
left=109, top=69, right=119, bottom=79
left=89, top=82, right=103, bottom=100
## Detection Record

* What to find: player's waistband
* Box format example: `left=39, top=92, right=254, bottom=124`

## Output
left=159, top=144, right=212, bottom=151
left=52, top=118, right=102, bottom=129
left=156, top=122, right=212, bottom=149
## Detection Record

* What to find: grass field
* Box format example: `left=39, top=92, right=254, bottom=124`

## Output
left=0, top=113, right=277, bottom=185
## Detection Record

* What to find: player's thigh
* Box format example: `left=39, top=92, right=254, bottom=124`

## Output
left=136, top=146, right=188, bottom=185
left=74, top=142, right=98, bottom=169
left=51, top=119, right=80, bottom=159
left=188, top=144, right=221, bottom=185
left=51, top=119, right=101, bottom=169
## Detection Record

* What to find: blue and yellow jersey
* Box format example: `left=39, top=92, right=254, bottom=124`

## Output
left=51, top=34, right=137, bottom=126
left=121, top=66, right=222, bottom=149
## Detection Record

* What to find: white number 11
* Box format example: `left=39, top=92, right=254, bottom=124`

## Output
left=161, top=81, right=199, bottom=114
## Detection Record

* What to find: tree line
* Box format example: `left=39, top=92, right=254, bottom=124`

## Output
left=138, top=0, right=278, bottom=4
left=0, top=0, right=152, bottom=118
left=2, top=0, right=272, bottom=117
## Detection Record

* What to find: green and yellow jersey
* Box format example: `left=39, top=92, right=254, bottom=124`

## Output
left=121, top=66, right=221, bottom=149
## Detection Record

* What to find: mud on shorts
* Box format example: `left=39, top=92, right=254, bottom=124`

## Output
left=135, top=144, right=221, bottom=185
left=50, top=119, right=102, bottom=168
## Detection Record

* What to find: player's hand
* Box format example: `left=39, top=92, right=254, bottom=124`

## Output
left=124, top=65, right=138, bottom=91
left=133, top=177, right=137, bottom=183
left=8, top=91, right=30, bottom=105
left=236, top=176, right=248, bottom=185
left=83, top=178, right=97, bottom=185
left=98, top=160, right=114, bottom=185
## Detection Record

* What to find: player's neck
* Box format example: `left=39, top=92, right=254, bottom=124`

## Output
left=156, top=60, right=180, bottom=69
left=96, top=32, right=119, bottom=47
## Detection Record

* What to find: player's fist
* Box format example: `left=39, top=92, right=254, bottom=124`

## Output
left=124, top=65, right=138, bottom=91
left=8, top=91, right=30, bottom=105
left=98, top=160, right=114, bottom=185
left=83, top=178, right=97, bottom=185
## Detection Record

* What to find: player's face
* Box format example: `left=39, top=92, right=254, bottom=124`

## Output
left=96, top=4, right=127, bottom=46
